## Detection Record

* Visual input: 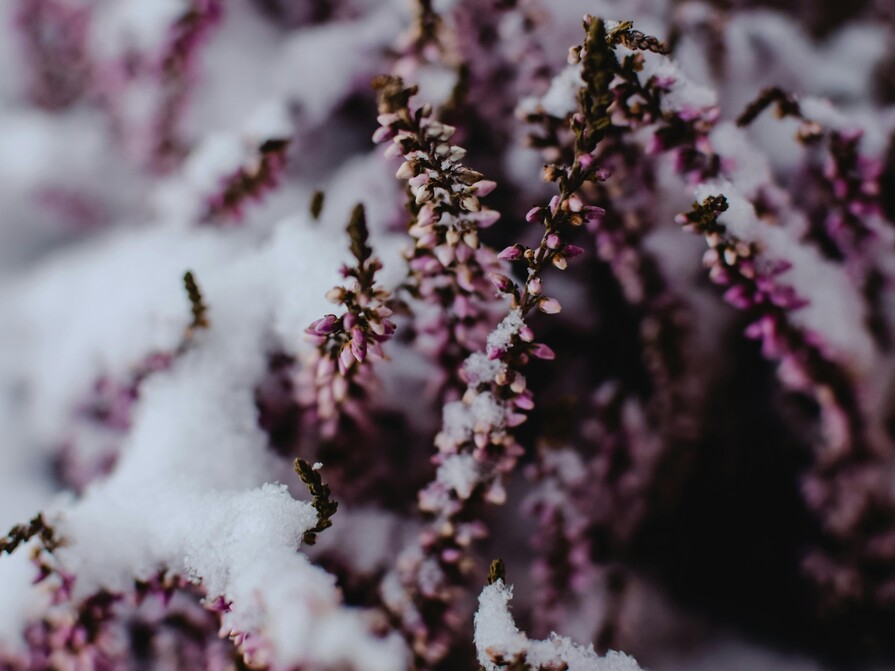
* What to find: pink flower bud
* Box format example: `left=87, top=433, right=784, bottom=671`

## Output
left=350, top=339, right=367, bottom=363
left=472, top=180, right=497, bottom=196
left=441, top=548, right=462, bottom=563
left=538, top=297, right=561, bottom=314
left=484, top=482, right=507, bottom=504
left=472, top=209, right=500, bottom=227
left=583, top=205, right=606, bottom=222
left=338, top=346, right=354, bottom=375
left=525, top=207, right=542, bottom=223
left=724, top=285, right=752, bottom=309
left=306, top=314, right=339, bottom=335
left=530, top=343, right=556, bottom=360
left=454, top=294, right=473, bottom=319
left=489, top=273, right=515, bottom=294
left=408, top=173, right=429, bottom=189
left=514, top=393, right=534, bottom=410
left=460, top=196, right=482, bottom=212
left=325, top=287, right=345, bottom=303
left=435, top=244, right=454, bottom=266
left=332, top=374, right=348, bottom=402
left=506, top=413, right=527, bottom=427
left=372, top=126, right=393, bottom=144
left=415, top=185, right=432, bottom=205
left=417, top=232, right=438, bottom=248
left=456, top=265, right=475, bottom=292
left=527, top=278, right=541, bottom=295
left=418, top=205, right=436, bottom=226
left=498, top=245, right=524, bottom=261
left=350, top=327, right=367, bottom=362
left=316, top=356, right=335, bottom=379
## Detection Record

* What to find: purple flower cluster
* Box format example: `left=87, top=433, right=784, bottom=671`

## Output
left=373, top=75, right=504, bottom=397
left=301, top=204, right=396, bottom=437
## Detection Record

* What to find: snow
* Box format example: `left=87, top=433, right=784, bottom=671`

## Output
left=537, top=64, right=586, bottom=119
left=798, top=97, right=851, bottom=132
left=273, top=3, right=406, bottom=124
left=709, top=123, right=776, bottom=199
left=309, top=506, right=419, bottom=577
left=633, top=48, right=717, bottom=113
left=62, top=483, right=406, bottom=670
left=0, top=207, right=408, bottom=668
left=437, top=453, right=480, bottom=500
left=89, top=0, right=187, bottom=60
left=243, top=100, right=293, bottom=142
left=0, top=112, right=99, bottom=189
left=463, top=352, right=504, bottom=385
left=721, top=12, right=888, bottom=117
left=486, top=310, right=525, bottom=354
left=441, top=392, right=506, bottom=445
left=475, top=579, right=643, bottom=671
left=5, top=226, right=241, bottom=445
left=0, top=551, right=51, bottom=657
left=184, top=1, right=285, bottom=137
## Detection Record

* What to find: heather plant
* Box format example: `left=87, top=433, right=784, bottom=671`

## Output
left=2, top=2, right=895, bottom=671
left=373, top=73, right=504, bottom=397
left=299, top=202, right=396, bottom=447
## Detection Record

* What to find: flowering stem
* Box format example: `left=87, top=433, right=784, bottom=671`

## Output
left=302, top=204, right=395, bottom=435
left=373, top=75, right=503, bottom=395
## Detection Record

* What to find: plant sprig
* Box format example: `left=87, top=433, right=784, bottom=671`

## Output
left=487, top=558, right=506, bottom=585
left=346, top=203, right=374, bottom=288
left=309, top=189, right=325, bottom=220
left=183, top=270, right=210, bottom=332
left=736, top=86, right=801, bottom=128
left=497, top=18, right=613, bottom=315
left=0, top=514, right=59, bottom=556
left=293, top=459, right=338, bottom=545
